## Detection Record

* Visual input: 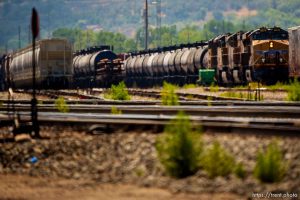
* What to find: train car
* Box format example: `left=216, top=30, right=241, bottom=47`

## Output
left=211, top=27, right=289, bottom=85
left=288, top=26, right=300, bottom=79
left=9, top=39, right=73, bottom=89
left=73, top=46, right=123, bottom=88
left=124, top=42, right=208, bottom=87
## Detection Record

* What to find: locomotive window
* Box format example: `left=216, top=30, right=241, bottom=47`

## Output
left=252, top=31, right=288, bottom=40
left=253, top=32, right=268, bottom=40
left=272, top=33, right=288, bottom=40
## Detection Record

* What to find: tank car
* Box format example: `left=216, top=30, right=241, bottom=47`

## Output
left=73, top=46, right=123, bottom=88
left=124, top=42, right=208, bottom=87
left=288, top=26, right=300, bottom=79
left=9, top=39, right=73, bottom=89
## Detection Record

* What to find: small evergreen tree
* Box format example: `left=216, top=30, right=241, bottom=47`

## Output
left=156, top=112, right=203, bottom=178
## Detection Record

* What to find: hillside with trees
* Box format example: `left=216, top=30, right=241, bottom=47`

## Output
left=0, top=0, right=300, bottom=53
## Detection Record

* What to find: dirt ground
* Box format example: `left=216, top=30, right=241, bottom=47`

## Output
left=0, top=174, right=242, bottom=200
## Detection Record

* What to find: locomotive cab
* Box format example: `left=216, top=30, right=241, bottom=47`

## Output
left=249, top=27, right=289, bottom=83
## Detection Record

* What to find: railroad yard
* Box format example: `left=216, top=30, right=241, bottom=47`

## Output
left=1, top=0, right=300, bottom=199
left=0, top=86, right=299, bottom=200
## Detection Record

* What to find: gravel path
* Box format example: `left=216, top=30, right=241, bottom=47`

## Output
left=0, top=174, right=241, bottom=200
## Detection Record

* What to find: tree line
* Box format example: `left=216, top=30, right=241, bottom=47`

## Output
left=52, top=19, right=252, bottom=54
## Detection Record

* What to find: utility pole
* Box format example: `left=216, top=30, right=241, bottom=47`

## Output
left=144, top=0, right=148, bottom=50
left=86, top=30, right=89, bottom=48
left=18, top=25, right=21, bottom=48
left=28, top=24, right=31, bottom=44
left=156, top=0, right=161, bottom=46
left=31, top=7, right=40, bottom=138
left=47, top=8, right=50, bottom=38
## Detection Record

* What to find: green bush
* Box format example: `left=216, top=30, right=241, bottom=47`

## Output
left=105, top=81, right=131, bottom=100
left=267, top=81, right=287, bottom=91
left=111, top=106, right=122, bottom=115
left=209, top=83, right=219, bottom=92
left=254, top=141, right=287, bottom=183
left=54, top=96, right=69, bottom=113
left=161, top=82, right=179, bottom=106
left=235, top=162, right=246, bottom=179
left=207, top=96, right=213, bottom=106
left=287, top=79, right=300, bottom=101
left=202, top=141, right=235, bottom=178
left=183, top=83, right=196, bottom=89
left=155, top=112, right=203, bottom=178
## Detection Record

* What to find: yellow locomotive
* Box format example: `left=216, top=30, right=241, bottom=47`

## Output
left=209, top=27, right=289, bottom=85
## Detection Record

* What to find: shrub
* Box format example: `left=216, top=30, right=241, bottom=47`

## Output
left=267, top=81, right=287, bottom=91
left=207, top=96, right=213, bottom=106
left=287, top=79, right=300, bottom=101
left=220, top=91, right=244, bottom=99
left=161, top=82, right=179, bottom=106
left=111, top=106, right=122, bottom=115
left=105, top=81, right=131, bottom=100
left=209, top=83, right=219, bottom=92
left=201, top=141, right=235, bottom=178
left=54, top=96, right=69, bottom=113
left=254, top=141, right=287, bottom=183
left=183, top=83, right=196, bottom=89
left=155, top=112, right=203, bottom=178
left=235, top=162, right=246, bottom=179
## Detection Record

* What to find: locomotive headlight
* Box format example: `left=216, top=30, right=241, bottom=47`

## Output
left=262, top=58, right=265, bottom=63
left=270, top=42, right=274, bottom=48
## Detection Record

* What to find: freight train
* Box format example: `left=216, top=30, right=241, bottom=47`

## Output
left=0, top=26, right=298, bottom=90
left=125, top=26, right=289, bottom=86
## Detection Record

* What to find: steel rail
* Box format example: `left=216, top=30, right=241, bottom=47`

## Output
left=0, top=112, right=299, bottom=135
left=1, top=99, right=300, bottom=106
left=1, top=104, right=300, bottom=119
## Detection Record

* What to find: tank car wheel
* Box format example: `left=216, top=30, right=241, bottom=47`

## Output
left=221, top=70, right=233, bottom=86
left=233, top=69, right=243, bottom=84
left=245, top=69, right=253, bottom=83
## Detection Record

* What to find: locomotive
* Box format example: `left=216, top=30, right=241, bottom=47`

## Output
left=211, top=27, right=289, bottom=85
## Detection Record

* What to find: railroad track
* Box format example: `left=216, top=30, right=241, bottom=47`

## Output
left=203, top=87, right=287, bottom=93
left=13, top=89, right=104, bottom=100
left=1, top=99, right=300, bottom=106
left=1, top=104, right=300, bottom=119
left=1, top=89, right=298, bottom=136
left=92, top=88, right=248, bottom=101
left=0, top=112, right=299, bottom=135
left=10, top=87, right=276, bottom=103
